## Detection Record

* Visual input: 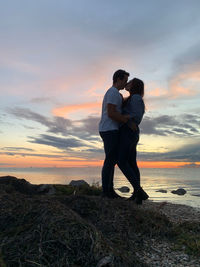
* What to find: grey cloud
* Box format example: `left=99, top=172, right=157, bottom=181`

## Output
left=8, top=107, right=72, bottom=135
left=173, top=42, right=200, bottom=73
left=22, top=124, right=36, bottom=130
left=138, top=141, right=200, bottom=162
left=80, top=116, right=99, bottom=135
left=48, top=116, right=72, bottom=135
left=2, top=0, right=200, bottom=76
left=180, top=163, right=200, bottom=168
left=2, top=147, right=34, bottom=152
left=0, top=151, right=66, bottom=158
left=9, top=106, right=101, bottom=138
left=154, top=115, right=178, bottom=126
left=9, top=107, right=200, bottom=139
left=140, top=117, right=167, bottom=136
left=63, top=1, right=200, bottom=47
left=168, top=42, right=200, bottom=95
left=8, top=107, right=53, bottom=127
left=28, top=134, right=85, bottom=150
left=183, top=113, right=200, bottom=126
left=85, top=148, right=103, bottom=153
left=189, top=127, right=199, bottom=133
left=140, top=114, right=200, bottom=137
left=73, top=116, right=100, bottom=139
left=171, top=128, right=190, bottom=134
left=164, top=142, right=200, bottom=162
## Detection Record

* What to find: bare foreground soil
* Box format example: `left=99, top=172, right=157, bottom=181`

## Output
left=0, top=176, right=200, bottom=267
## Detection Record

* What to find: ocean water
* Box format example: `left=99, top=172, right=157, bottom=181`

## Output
left=0, top=167, right=200, bottom=208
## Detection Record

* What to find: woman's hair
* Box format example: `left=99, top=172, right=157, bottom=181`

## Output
left=129, top=78, right=144, bottom=97
left=122, top=78, right=145, bottom=110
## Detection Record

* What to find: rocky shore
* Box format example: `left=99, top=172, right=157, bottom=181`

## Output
left=0, top=176, right=199, bottom=267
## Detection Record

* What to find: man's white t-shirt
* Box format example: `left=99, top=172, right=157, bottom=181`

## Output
left=99, top=86, right=122, bottom=132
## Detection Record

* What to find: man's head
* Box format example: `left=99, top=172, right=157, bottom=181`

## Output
left=112, top=69, right=129, bottom=90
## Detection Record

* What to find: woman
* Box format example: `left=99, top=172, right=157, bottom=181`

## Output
left=117, top=78, right=148, bottom=204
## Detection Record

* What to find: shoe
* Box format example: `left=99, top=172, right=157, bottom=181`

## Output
left=140, top=187, right=149, bottom=200
left=128, top=187, right=145, bottom=204
left=135, top=188, right=143, bottom=205
left=129, top=187, right=149, bottom=201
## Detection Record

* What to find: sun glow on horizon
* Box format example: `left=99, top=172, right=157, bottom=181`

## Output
left=1, top=154, right=199, bottom=169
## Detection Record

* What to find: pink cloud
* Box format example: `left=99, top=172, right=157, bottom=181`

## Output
left=169, top=64, right=200, bottom=99
left=53, top=102, right=101, bottom=118
left=146, top=65, right=200, bottom=102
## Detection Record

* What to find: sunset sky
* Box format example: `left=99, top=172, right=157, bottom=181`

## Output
left=1, top=0, right=200, bottom=168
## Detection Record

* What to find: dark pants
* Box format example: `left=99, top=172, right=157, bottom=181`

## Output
left=99, top=130, right=119, bottom=194
left=117, top=124, right=140, bottom=190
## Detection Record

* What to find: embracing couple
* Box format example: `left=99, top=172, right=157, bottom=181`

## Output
left=99, top=69, right=149, bottom=204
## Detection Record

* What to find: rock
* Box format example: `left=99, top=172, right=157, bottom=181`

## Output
left=96, top=255, right=114, bottom=267
left=37, top=184, right=56, bottom=195
left=0, top=176, right=55, bottom=195
left=0, top=176, right=37, bottom=194
left=156, top=189, right=167, bottom=193
left=117, top=186, right=130, bottom=193
left=171, top=188, right=186, bottom=195
left=69, top=180, right=89, bottom=187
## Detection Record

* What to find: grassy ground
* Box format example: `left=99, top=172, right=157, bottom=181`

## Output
left=0, top=181, right=199, bottom=266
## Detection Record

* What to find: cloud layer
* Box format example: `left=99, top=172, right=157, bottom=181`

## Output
left=1, top=1, right=200, bottom=167
left=3, top=106, right=199, bottom=164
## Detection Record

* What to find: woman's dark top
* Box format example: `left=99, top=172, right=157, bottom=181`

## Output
left=123, top=94, right=145, bottom=126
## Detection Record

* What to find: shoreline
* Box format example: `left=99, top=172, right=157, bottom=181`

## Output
left=1, top=174, right=200, bottom=219
left=140, top=200, right=200, bottom=223
left=0, top=168, right=199, bottom=210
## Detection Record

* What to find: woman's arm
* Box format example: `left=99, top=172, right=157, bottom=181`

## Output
left=129, top=95, right=144, bottom=125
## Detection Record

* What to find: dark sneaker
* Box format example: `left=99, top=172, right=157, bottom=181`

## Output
left=128, top=187, right=149, bottom=202
left=135, top=188, right=143, bottom=204
left=128, top=188, right=143, bottom=204
left=140, top=187, right=149, bottom=200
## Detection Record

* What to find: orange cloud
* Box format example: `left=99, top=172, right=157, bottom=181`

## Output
left=146, top=81, right=168, bottom=98
left=53, top=102, right=101, bottom=117
left=146, top=67, right=200, bottom=101
left=169, top=69, right=200, bottom=99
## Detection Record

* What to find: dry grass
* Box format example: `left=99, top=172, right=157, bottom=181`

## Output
left=0, top=177, right=199, bottom=266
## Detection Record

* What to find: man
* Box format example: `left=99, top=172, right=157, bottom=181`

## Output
left=99, top=69, right=130, bottom=198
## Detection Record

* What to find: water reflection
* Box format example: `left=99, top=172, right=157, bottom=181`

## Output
left=0, top=167, right=199, bottom=208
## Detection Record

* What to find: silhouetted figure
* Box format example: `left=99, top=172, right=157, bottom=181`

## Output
left=117, top=78, right=149, bottom=204
left=99, top=70, right=130, bottom=198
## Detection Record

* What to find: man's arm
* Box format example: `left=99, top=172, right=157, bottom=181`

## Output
left=107, top=104, right=130, bottom=123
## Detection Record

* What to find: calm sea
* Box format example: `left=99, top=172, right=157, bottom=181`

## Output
left=0, top=167, right=199, bottom=208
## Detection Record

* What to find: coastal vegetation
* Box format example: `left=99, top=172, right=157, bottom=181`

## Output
left=0, top=176, right=199, bottom=266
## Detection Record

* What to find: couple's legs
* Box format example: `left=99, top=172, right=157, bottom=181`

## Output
left=129, top=142, right=140, bottom=186
left=117, top=125, right=140, bottom=191
left=100, top=130, right=119, bottom=194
